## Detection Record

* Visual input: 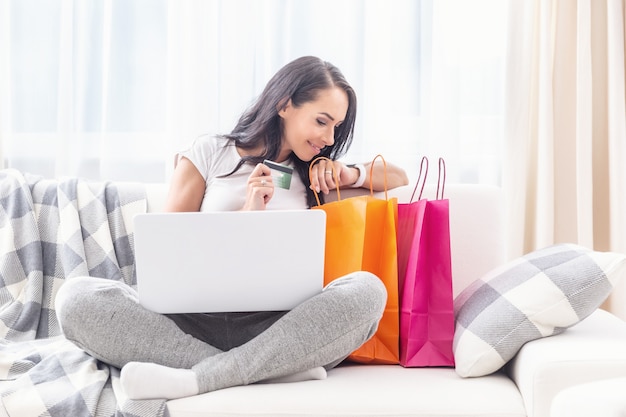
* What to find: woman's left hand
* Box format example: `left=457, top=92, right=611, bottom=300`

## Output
left=309, top=160, right=359, bottom=194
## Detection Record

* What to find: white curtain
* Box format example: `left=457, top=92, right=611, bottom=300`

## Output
left=0, top=0, right=507, bottom=186
left=504, top=0, right=626, bottom=317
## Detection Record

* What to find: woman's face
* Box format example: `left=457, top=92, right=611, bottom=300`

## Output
left=277, top=87, right=349, bottom=162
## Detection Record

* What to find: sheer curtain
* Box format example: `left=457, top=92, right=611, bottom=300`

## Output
left=0, top=0, right=507, bottom=186
left=504, top=0, right=626, bottom=317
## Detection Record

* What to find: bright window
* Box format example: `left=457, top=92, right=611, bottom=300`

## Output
left=1, top=0, right=507, bottom=185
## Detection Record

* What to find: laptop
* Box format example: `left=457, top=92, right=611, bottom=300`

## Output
left=133, top=210, right=326, bottom=314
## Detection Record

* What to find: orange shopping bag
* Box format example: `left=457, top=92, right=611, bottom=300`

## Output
left=310, top=155, right=399, bottom=364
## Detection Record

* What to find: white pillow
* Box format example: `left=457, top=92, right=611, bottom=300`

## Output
left=453, top=243, right=626, bottom=378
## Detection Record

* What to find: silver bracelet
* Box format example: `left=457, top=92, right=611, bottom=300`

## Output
left=347, top=163, right=366, bottom=188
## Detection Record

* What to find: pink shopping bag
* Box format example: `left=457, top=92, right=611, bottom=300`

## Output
left=397, top=157, right=455, bottom=367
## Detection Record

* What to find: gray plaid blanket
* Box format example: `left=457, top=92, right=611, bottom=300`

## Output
left=0, top=169, right=168, bottom=417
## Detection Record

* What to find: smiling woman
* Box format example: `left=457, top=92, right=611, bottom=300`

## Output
left=276, top=87, right=349, bottom=163
left=0, top=0, right=508, bottom=186
left=164, top=56, right=408, bottom=212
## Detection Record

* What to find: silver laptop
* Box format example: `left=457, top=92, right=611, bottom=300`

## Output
left=133, top=210, right=326, bottom=314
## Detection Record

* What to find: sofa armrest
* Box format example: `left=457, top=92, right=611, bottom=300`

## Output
left=507, top=309, right=626, bottom=417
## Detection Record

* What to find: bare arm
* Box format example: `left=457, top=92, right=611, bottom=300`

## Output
left=309, top=158, right=409, bottom=194
left=362, top=159, right=409, bottom=191
left=164, top=157, right=206, bottom=212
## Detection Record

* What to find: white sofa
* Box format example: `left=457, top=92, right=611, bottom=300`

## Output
left=141, top=183, right=626, bottom=417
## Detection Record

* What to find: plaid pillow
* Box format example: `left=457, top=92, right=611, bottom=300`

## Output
left=453, top=243, right=626, bottom=377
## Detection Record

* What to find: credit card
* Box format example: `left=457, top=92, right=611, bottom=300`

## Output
left=263, top=160, right=293, bottom=190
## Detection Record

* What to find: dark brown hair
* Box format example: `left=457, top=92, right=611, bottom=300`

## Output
left=219, top=56, right=357, bottom=207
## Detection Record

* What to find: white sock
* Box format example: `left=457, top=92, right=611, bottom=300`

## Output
left=260, top=366, right=327, bottom=384
left=120, top=362, right=199, bottom=400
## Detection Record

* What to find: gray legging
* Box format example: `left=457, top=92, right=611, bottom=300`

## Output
left=55, top=271, right=386, bottom=393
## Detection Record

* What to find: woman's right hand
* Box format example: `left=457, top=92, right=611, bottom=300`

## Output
left=242, top=163, right=274, bottom=211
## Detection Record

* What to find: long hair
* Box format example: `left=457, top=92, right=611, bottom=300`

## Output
left=219, top=56, right=357, bottom=207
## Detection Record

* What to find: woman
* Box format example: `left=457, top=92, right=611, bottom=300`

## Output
left=56, top=56, right=409, bottom=400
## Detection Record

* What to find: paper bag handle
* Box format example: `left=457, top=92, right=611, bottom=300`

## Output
left=369, top=154, right=389, bottom=200
left=409, top=156, right=429, bottom=203
left=437, top=157, right=446, bottom=200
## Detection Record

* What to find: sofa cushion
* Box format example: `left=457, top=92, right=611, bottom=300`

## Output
left=166, top=365, right=526, bottom=417
left=453, top=243, right=626, bottom=378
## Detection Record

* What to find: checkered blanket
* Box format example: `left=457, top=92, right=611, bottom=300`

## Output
left=0, top=169, right=168, bottom=417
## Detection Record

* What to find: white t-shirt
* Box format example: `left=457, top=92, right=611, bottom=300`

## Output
left=176, top=135, right=308, bottom=212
